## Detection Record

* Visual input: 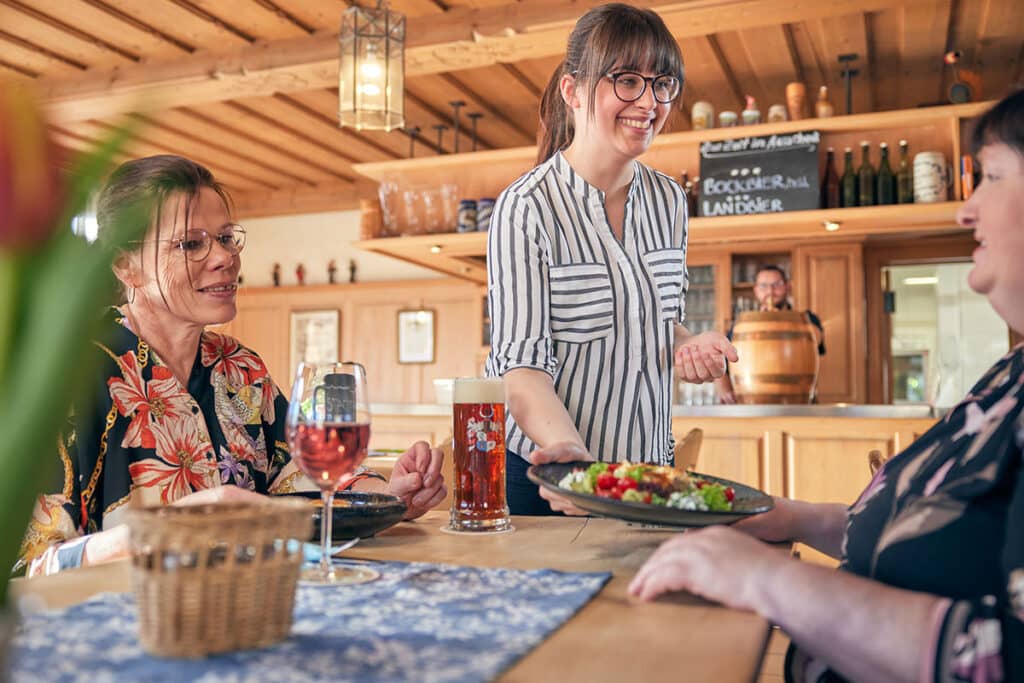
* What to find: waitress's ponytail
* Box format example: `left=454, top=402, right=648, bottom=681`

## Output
left=537, top=61, right=571, bottom=164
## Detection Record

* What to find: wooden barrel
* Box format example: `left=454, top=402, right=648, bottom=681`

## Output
left=730, top=310, right=819, bottom=404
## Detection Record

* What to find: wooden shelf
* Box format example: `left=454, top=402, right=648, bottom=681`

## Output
left=356, top=202, right=965, bottom=284
left=353, top=101, right=984, bottom=283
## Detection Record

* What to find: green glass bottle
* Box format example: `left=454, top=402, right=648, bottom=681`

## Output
left=896, top=139, right=914, bottom=204
left=876, top=142, right=895, bottom=205
left=857, top=141, right=876, bottom=207
left=841, top=147, right=857, bottom=207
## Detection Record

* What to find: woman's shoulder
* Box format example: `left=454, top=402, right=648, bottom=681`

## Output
left=199, top=329, right=270, bottom=375
left=635, top=161, right=684, bottom=197
left=498, top=155, right=561, bottom=202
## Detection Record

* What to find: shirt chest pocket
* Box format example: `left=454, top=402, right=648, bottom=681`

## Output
left=643, top=248, right=686, bottom=323
left=548, top=263, right=614, bottom=344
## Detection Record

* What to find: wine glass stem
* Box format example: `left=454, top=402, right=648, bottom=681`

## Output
left=320, top=488, right=335, bottom=578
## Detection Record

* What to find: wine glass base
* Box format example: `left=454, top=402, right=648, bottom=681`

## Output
left=298, top=562, right=380, bottom=586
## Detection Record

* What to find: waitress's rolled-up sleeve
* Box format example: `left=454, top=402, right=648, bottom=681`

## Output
left=486, top=191, right=556, bottom=377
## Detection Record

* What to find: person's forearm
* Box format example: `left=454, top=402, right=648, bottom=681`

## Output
left=81, top=524, right=130, bottom=568
left=791, top=500, right=848, bottom=558
left=749, top=556, right=942, bottom=682
left=505, top=370, right=584, bottom=449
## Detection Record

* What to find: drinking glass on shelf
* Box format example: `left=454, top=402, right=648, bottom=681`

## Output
left=378, top=177, right=401, bottom=237
left=286, top=361, right=378, bottom=585
left=402, top=189, right=423, bottom=235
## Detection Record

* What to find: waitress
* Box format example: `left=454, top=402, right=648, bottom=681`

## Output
left=485, top=3, right=736, bottom=515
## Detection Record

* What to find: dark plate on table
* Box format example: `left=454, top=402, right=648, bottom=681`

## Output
left=275, top=491, right=407, bottom=542
left=526, top=462, right=773, bottom=527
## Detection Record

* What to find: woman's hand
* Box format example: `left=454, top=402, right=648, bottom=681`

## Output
left=674, top=331, right=738, bottom=383
left=530, top=442, right=593, bottom=516
left=172, top=485, right=267, bottom=506
left=628, top=525, right=786, bottom=610
left=388, top=441, right=447, bottom=520
left=732, top=496, right=804, bottom=542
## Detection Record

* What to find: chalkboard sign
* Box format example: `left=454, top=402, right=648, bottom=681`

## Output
left=698, top=131, right=820, bottom=217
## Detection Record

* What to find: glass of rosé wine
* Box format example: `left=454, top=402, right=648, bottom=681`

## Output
left=287, top=361, right=378, bottom=585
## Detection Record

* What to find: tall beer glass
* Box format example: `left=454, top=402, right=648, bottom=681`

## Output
left=450, top=378, right=511, bottom=532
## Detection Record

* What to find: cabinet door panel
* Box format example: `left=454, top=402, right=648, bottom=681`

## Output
left=349, top=302, right=421, bottom=404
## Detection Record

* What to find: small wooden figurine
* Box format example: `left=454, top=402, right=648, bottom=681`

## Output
left=349, top=259, right=357, bottom=283
left=328, top=259, right=338, bottom=284
left=272, top=263, right=281, bottom=287
left=295, top=263, right=305, bottom=286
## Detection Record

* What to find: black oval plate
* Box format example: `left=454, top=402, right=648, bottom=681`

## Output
left=274, top=491, right=407, bottom=541
left=526, top=462, right=773, bottom=527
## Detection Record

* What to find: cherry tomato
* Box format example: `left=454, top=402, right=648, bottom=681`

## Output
left=643, top=492, right=652, bottom=504
left=695, top=480, right=706, bottom=489
left=596, top=473, right=617, bottom=490
left=618, top=477, right=638, bottom=491
left=609, top=489, right=623, bottom=500
left=725, top=487, right=736, bottom=502
left=595, top=488, right=615, bottom=498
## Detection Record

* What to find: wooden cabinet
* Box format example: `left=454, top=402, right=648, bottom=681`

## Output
left=672, top=413, right=935, bottom=565
left=792, top=242, right=866, bottom=403
left=218, top=279, right=483, bottom=403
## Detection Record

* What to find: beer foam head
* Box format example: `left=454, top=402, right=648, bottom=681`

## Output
left=454, top=377, right=505, bottom=403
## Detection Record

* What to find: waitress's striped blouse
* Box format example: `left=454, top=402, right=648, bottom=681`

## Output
left=485, top=152, right=688, bottom=465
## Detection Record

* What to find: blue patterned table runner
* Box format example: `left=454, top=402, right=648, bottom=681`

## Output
left=11, top=560, right=611, bottom=683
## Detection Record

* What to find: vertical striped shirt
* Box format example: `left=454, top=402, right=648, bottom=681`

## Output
left=485, top=152, right=688, bottom=465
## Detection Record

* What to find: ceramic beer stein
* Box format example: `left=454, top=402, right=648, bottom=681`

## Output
left=913, top=151, right=950, bottom=203
left=691, top=100, right=714, bottom=130
left=767, top=104, right=788, bottom=122
left=786, top=82, right=808, bottom=120
left=719, top=110, right=738, bottom=127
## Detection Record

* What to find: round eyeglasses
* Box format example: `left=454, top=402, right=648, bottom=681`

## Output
left=134, top=224, right=247, bottom=262
left=605, top=71, right=681, bottom=104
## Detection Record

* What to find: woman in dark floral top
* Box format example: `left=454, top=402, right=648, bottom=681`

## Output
left=629, top=90, right=1024, bottom=683
left=19, top=155, right=447, bottom=577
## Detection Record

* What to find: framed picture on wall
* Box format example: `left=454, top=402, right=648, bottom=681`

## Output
left=289, top=309, right=340, bottom=379
left=397, top=309, right=435, bottom=364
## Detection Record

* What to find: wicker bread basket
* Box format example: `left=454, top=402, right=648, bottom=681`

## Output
left=124, top=498, right=313, bottom=658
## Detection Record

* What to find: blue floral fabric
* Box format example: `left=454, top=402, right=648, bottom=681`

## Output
left=11, top=560, right=611, bottom=682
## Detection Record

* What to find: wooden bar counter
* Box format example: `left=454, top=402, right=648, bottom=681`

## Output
left=11, top=511, right=777, bottom=683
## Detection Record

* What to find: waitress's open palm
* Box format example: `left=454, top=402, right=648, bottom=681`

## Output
left=675, top=331, right=737, bottom=383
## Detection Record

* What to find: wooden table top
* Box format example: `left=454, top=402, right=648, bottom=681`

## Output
left=11, top=511, right=773, bottom=683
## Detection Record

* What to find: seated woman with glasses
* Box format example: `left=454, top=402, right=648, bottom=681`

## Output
left=19, top=155, right=447, bottom=577
left=714, top=264, right=825, bottom=403
left=486, top=3, right=737, bottom=515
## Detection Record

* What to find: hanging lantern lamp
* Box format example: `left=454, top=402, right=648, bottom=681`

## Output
left=338, top=0, right=405, bottom=132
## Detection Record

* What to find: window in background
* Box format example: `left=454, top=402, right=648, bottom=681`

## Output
left=887, top=263, right=1008, bottom=407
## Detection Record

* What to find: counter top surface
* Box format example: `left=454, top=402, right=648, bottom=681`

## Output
left=372, top=402, right=938, bottom=419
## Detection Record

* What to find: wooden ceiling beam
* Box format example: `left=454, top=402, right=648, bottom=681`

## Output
left=36, top=0, right=936, bottom=123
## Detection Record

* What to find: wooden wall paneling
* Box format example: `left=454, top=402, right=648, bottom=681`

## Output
left=199, top=101, right=360, bottom=180
left=445, top=63, right=543, bottom=147
left=221, top=302, right=290, bottom=387
left=125, top=113, right=316, bottom=188
left=181, top=0, right=311, bottom=40
left=94, top=0, right=251, bottom=49
left=0, top=5, right=133, bottom=70
left=945, top=0, right=989, bottom=101
left=21, top=0, right=189, bottom=60
left=282, top=90, right=408, bottom=161
left=672, top=418, right=771, bottom=493
left=234, top=93, right=401, bottom=165
left=792, top=241, right=866, bottom=403
left=735, top=24, right=801, bottom=115
left=972, top=0, right=1024, bottom=99
left=787, top=21, right=829, bottom=94
left=421, top=296, right=484, bottom=402
left=811, top=12, right=873, bottom=115
left=54, top=119, right=267, bottom=191
left=899, top=0, right=954, bottom=109
left=0, top=35, right=86, bottom=76
left=867, top=7, right=902, bottom=112
left=142, top=108, right=345, bottom=184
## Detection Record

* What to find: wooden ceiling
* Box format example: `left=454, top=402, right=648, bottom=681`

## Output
left=4, top=0, right=1022, bottom=217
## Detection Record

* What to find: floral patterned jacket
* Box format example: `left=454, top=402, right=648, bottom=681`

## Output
left=18, top=309, right=309, bottom=575
left=789, top=345, right=1024, bottom=682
